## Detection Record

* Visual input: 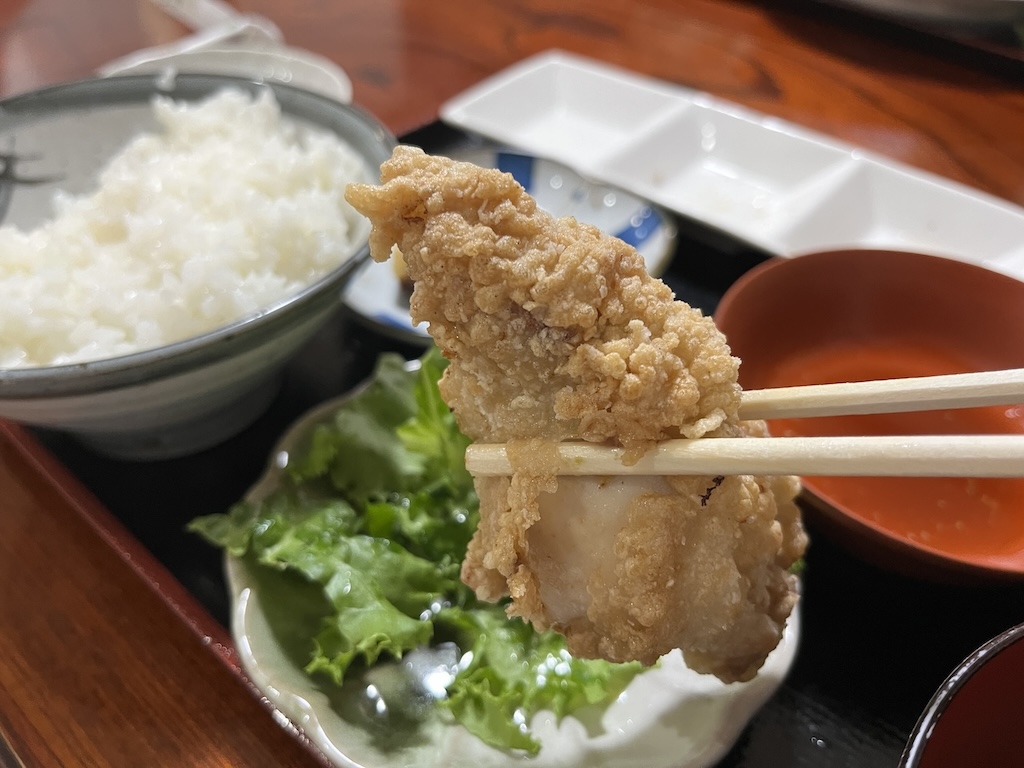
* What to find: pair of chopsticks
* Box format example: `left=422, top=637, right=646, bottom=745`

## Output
left=464, top=368, right=1024, bottom=478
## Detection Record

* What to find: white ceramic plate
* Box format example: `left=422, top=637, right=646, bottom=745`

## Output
left=440, top=50, right=1024, bottom=277
left=342, top=147, right=678, bottom=344
left=226, top=388, right=801, bottom=768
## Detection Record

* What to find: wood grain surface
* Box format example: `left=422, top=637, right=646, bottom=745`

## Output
left=0, top=0, right=1022, bottom=765
left=1, top=0, right=1020, bottom=205
left=0, top=421, right=330, bottom=766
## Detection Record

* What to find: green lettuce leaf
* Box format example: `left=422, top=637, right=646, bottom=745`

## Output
left=437, top=608, right=643, bottom=755
left=286, top=353, right=424, bottom=502
left=189, top=347, right=644, bottom=755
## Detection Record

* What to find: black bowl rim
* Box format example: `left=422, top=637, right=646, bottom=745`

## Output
left=899, top=621, right=1024, bottom=767
left=0, top=72, right=396, bottom=397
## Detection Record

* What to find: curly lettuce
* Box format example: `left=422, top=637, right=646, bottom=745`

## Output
left=190, top=348, right=642, bottom=755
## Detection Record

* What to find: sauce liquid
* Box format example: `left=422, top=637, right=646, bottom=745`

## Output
left=763, top=341, right=1024, bottom=562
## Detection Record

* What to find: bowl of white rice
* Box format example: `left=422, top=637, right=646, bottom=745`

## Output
left=0, top=73, right=394, bottom=459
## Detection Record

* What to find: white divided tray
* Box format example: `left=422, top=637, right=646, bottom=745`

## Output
left=440, top=50, right=1024, bottom=276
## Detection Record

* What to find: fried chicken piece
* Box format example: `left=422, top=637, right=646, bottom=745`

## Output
left=486, top=425, right=806, bottom=682
left=345, top=145, right=807, bottom=683
left=346, top=146, right=739, bottom=452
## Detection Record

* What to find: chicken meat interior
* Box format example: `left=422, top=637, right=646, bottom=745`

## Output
left=345, top=145, right=807, bottom=683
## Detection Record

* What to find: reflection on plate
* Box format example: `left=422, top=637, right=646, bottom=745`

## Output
left=226, top=387, right=800, bottom=768
left=342, top=147, right=678, bottom=344
left=440, top=50, right=1024, bottom=275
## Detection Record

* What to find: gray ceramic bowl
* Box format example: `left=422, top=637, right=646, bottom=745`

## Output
left=0, top=74, right=395, bottom=459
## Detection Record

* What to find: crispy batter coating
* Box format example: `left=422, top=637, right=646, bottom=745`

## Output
left=345, top=146, right=739, bottom=453
left=483, top=426, right=806, bottom=682
left=345, top=146, right=807, bottom=683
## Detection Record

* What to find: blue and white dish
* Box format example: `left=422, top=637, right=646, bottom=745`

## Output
left=342, top=147, right=678, bottom=344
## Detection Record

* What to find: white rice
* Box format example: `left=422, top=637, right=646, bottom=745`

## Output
left=0, top=88, right=368, bottom=368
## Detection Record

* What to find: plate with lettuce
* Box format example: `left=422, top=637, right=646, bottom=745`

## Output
left=190, top=349, right=800, bottom=768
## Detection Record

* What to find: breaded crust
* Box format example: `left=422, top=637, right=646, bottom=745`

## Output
left=346, top=146, right=807, bottom=683
left=345, top=145, right=741, bottom=454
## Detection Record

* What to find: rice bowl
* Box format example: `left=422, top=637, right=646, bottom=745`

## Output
left=1, top=88, right=368, bottom=368
left=0, top=74, right=395, bottom=458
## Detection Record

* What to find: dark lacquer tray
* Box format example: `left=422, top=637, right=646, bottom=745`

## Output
left=31, top=123, right=1024, bottom=768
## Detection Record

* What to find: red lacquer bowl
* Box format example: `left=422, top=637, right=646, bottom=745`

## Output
left=715, top=249, right=1024, bottom=581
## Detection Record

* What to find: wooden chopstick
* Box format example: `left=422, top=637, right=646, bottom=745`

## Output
left=464, top=435, right=1024, bottom=477
left=463, top=369, right=1024, bottom=478
left=737, top=367, right=1024, bottom=420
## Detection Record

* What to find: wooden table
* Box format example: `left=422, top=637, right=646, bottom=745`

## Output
left=1, top=1, right=1023, bottom=766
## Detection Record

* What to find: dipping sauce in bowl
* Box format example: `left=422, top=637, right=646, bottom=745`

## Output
left=715, top=249, right=1024, bottom=580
